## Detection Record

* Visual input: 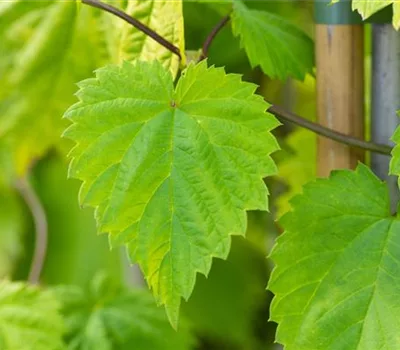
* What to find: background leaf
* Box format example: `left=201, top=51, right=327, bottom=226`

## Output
left=231, top=0, right=314, bottom=80
left=0, top=1, right=105, bottom=175
left=351, top=1, right=400, bottom=29
left=54, top=273, right=195, bottom=350
left=102, top=0, right=185, bottom=77
left=0, top=281, right=64, bottom=350
left=269, top=164, right=400, bottom=349
left=63, top=60, right=279, bottom=326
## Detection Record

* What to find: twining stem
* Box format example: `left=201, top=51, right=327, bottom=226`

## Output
left=81, top=0, right=182, bottom=59
left=15, top=178, right=48, bottom=285
left=268, top=105, right=392, bottom=156
left=200, top=14, right=231, bottom=61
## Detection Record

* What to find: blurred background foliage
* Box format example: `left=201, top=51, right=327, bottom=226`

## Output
left=0, top=1, right=322, bottom=349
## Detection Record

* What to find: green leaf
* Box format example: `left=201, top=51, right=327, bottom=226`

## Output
left=63, top=60, right=279, bottom=326
left=268, top=164, right=400, bottom=349
left=231, top=0, right=314, bottom=80
left=54, top=273, right=195, bottom=350
left=332, top=0, right=400, bottom=30
left=0, top=1, right=105, bottom=175
left=0, top=281, right=64, bottom=350
left=102, top=0, right=185, bottom=77
left=352, top=1, right=400, bottom=29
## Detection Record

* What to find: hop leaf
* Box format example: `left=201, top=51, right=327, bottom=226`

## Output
left=0, top=1, right=104, bottom=175
left=269, top=164, right=400, bottom=349
left=352, top=1, right=400, bottom=29
left=63, top=60, right=279, bottom=326
left=231, top=0, right=314, bottom=80
left=331, top=1, right=400, bottom=28
left=54, top=273, right=195, bottom=350
left=0, top=281, right=64, bottom=350
left=102, top=0, right=185, bottom=76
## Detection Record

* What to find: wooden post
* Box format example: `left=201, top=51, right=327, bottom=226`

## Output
left=315, top=1, right=365, bottom=176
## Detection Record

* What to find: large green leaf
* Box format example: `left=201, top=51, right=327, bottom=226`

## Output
left=63, top=60, right=279, bottom=326
left=269, top=164, right=400, bottom=349
left=0, top=1, right=105, bottom=175
left=231, top=0, right=314, bottom=80
left=54, top=273, right=195, bottom=350
left=103, top=0, right=185, bottom=77
left=0, top=281, right=64, bottom=350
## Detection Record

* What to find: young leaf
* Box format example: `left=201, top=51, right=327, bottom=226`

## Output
left=54, top=273, right=195, bottom=350
left=231, top=0, right=314, bottom=80
left=0, top=281, right=64, bottom=350
left=0, top=1, right=106, bottom=175
left=269, top=164, right=400, bottom=349
left=102, top=0, right=185, bottom=77
left=63, top=60, right=279, bottom=326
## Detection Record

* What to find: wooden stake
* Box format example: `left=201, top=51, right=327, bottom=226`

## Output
left=316, top=24, right=365, bottom=176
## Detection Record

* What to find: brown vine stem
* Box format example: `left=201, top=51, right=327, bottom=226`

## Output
left=81, top=0, right=182, bottom=59
left=199, top=13, right=231, bottom=61
left=15, top=178, right=47, bottom=285
left=268, top=105, right=393, bottom=156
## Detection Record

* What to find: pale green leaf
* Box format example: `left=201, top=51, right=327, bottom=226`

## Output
left=63, top=60, right=279, bottom=326
left=352, top=1, right=400, bottom=29
left=54, top=273, right=195, bottom=350
left=332, top=0, right=400, bottom=30
left=0, top=1, right=104, bottom=175
left=231, top=0, right=314, bottom=80
left=102, top=0, right=185, bottom=77
left=269, top=164, right=400, bottom=349
left=0, top=281, right=64, bottom=350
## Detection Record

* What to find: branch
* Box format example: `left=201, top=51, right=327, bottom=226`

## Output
left=268, top=105, right=393, bottom=156
left=81, top=0, right=181, bottom=59
left=15, top=178, right=48, bottom=285
left=200, top=14, right=231, bottom=61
